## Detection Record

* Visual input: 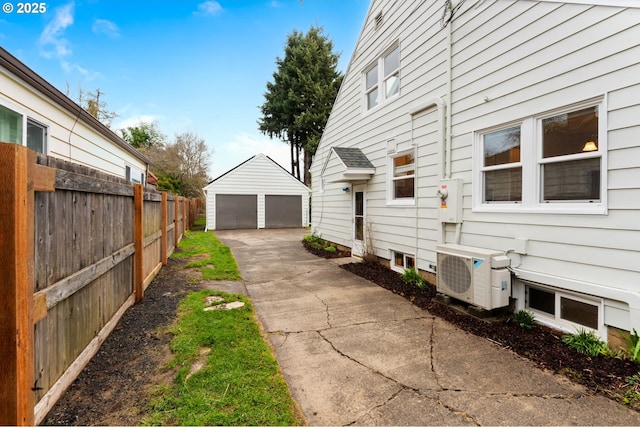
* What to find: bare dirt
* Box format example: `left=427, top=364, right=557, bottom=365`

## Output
left=42, top=256, right=199, bottom=426
left=41, top=240, right=640, bottom=426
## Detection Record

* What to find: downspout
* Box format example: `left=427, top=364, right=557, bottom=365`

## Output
left=410, top=98, right=445, bottom=265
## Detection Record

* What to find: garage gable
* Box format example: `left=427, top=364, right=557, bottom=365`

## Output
left=203, top=153, right=311, bottom=230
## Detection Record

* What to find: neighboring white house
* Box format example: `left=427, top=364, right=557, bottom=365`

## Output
left=0, top=47, right=149, bottom=182
left=204, top=153, right=310, bottom=230
left=310, top=0, right=640, bottom=343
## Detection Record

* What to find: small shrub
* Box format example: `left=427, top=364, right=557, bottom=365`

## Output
left=511, top=310, right=536, bottom=330
left=402, top=267, right=426, bottom=290
left=323, top=245, right=337, bottom=253
left=623, top=374, right=640, bottom=405
left=623, top=329, right=640, bottom=363
left=302, top=233, right=327, bottom=250
left=562, top=328, right=610, bottom=357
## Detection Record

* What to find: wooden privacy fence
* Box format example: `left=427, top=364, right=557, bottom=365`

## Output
left=0, top=143, right=201, bottom=425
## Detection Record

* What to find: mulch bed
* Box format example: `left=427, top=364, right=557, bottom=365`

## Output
left=302, top=240, right=352, bottom=258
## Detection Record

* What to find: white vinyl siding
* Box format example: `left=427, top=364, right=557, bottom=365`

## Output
left=311, top=0, right=640, bottom=335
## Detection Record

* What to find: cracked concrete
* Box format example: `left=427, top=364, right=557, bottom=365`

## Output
left=216, top=229, right=640, bottom=426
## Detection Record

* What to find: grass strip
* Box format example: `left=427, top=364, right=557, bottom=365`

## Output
left=144, top=290, right=303, bottom=426
left=171, top=230, right=241, bottom=280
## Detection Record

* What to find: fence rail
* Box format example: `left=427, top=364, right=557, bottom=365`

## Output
left=0, top=143, right=201, bottom=425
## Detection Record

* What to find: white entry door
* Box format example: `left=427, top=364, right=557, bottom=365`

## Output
left=352, top=185, right=366, bottom=257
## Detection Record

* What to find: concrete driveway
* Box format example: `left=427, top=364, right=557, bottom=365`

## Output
left=216, top=228, right=640, bottom=426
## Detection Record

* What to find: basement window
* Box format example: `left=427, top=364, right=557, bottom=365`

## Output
left=525, top=284, right=601, bottom=331
left=391, top=250, right=415, bottom=273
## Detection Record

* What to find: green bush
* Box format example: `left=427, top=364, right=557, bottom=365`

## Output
left=562, top=329, right=610, bottom=357
left=511, top=310, right=536, bottom=330
left=402, top=267, right=426, bottom=290
left=323, top=245, right=337, bottom=253
left=623, top=329, right=640, bottom=363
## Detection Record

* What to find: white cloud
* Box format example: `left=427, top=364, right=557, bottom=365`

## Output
left=92, top=19, right=120, bottom=38
left=195, top=1, right=223, bottom=16
left=60, top=60, right=102, bottom=81
left=39, top=2, right=74, bottom=58
left=113, top=114, right=162, bottom=133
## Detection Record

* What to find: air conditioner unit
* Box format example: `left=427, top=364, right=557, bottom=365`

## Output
left=436, top=244, right=511, bottom=310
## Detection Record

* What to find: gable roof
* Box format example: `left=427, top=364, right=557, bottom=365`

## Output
left=0, top=47, right=148, bottom=164
left=321, top=147, right=375, bottom=183
left=204, top=153, right=310, bottom=192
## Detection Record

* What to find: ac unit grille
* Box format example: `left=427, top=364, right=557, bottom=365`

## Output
left=440, top=254, right=472, bottom=294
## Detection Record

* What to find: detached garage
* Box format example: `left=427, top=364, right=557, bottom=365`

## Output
left=203, top=153, right=310, bottom=230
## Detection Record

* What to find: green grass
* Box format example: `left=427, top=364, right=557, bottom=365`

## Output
left=171, top=230, right=241, bottom=280
left=143, top=290, right=303, bottom=426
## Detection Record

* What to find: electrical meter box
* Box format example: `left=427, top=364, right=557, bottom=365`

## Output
left=437, top=179, right=463, bottom=223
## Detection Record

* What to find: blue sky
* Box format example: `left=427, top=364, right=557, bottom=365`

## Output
left=0, top=0, right=370, bottom=177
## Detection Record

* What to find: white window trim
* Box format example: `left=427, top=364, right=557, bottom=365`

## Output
left=0, top=96, right=49, bottom=154
left=387, top=148, right=416, bottom=206
left=472, top=97, right=607, bottom=215
left=525, top=282, right=605, bottom=337
left=363, top=43, right=400, bottom=113
left=390, top=249, right=416, bottom=273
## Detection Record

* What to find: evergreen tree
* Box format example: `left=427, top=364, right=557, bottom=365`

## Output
left=259, top=26, right=342, bottom=184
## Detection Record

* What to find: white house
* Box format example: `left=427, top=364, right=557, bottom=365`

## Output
left=0, top=47, right=149, bottom=182
left=310, top=0, right=640, bottom=344
left=204, top=153, right=310, bottom=230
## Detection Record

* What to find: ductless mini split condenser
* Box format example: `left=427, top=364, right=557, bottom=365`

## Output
left=436, top=244, right=512, bottom=310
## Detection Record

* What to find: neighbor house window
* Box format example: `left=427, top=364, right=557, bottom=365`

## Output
left=27, top=119, right=47, bottom=153
left=0, top=102, right=47, bottom=153
left=126, top=165, right=145, bottom=184
left=364, top=45, right=400, bottom=111
left=388, top=151, right=415, bottom=203
left=474, top=99, right=604, bottom=213
left=0, top=104, right=23, bottom=145
left=391, top=250, right=415, bottom=273
left=525, top=284, right=601, bottom=331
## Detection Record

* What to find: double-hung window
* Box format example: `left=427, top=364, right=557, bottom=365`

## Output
left=0, top=102, right=47, bottom=153
left=388, top=151, right=415, bottom=204
left=364, top=45, right=400, bottom=111
left=482, top=125, right=522, bottom=202
left=474, top=99, right=605, bottom=214
left=540, top=106, right=600, bottom=202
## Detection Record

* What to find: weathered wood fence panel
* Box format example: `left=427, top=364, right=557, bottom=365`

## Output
left=0, top=143, right=201, bottom=426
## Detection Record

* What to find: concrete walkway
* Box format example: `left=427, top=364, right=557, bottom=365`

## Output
left=216, top=228, right=640, bottom=426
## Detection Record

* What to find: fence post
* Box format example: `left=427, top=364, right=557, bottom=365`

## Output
left=183, top=197, right=188, bottom=233
left=161, top=192, right=168, bottom=265
left=0, top=144, right=35, bottom=426
left=174, top=196, right=179, bottom=247
left=133, top=184, right=144, bottom=302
